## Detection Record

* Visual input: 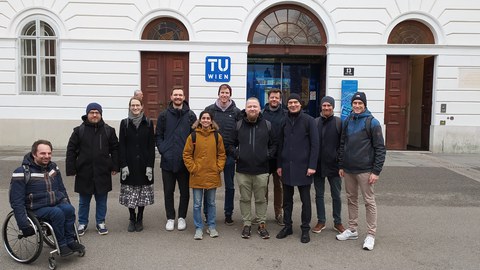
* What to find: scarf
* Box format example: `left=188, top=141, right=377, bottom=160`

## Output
left=128, top=111, right=144, bottom=129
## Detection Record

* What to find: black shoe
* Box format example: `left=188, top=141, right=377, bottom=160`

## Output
left=257, top=223, right=270, bottom=239
left=135, top=220, right=143, bottom=232
left=68, top=242, right=85, bottom=253
left=225, top=215, right=234, bottom=226
left=60, top=246, right=74, bottom=257
left=241, top=225, right=251, bottom=239
left=128, top=220, right=136, bottom=232
left=276, top=227, right=293, bottom=239
left=301, top=231, right=310, bottom=243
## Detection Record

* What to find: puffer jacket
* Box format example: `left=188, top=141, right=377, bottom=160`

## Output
left=183, top=121, right=226, bottom=189
left=10, top=153, right=69, bottom=229
left=338, top=109, right=386, bottom=175
left=205, top=100, right=241, bottom=156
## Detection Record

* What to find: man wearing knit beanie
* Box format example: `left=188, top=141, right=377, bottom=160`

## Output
left=66, top=102, right=119, bottom=236
left=337, top=91, right=385, bottom=251
left=312, top=96, right=345, bottom=235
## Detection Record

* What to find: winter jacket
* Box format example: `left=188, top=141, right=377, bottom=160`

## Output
left=278, top=111, right=319, bottom=186
left=262, top=103, right=287, bottom=173
left=315, top=114, right=341, bottom=178
left=10, top=154, right=69, bottom=229
left=155, top=101, right=197, bottom=173
left=205, top=100, right=241, bottom=156
left=338, top=109, right=386, bottom=175
left=183, top=121, right=226, bottom=189
left=66, top=117, right=119, bottom=194
left=119, top=115, right=155, bottom=185
left=233, top=111, right=277, bottom=175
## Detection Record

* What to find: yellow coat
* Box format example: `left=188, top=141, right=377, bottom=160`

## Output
left=183, top=124, right=226, bottom=189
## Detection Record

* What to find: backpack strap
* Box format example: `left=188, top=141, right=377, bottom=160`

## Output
left=236, top=119, right=242, bottom=131
left=365, top=115, right=373, bottom=139
left=191, top=130, right=219, bottom=154
left=334, top=116, right=342, bottom=135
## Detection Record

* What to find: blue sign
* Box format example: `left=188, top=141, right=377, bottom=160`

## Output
left=340, top=80, right=358, bottom=120
left=205, top=56, right=231, bottom=82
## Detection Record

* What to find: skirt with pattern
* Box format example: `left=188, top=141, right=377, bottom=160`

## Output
left=119, top=184, right=154, bottom=208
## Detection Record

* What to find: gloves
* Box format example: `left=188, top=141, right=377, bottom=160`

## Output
left=22, top=226, right=35, bottom=237
left=146, top=167, right=153, bottom=181
left=121, top=166, right=129, bottom=181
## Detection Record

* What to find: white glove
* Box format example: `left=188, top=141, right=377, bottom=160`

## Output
left=146, top=167, right=153, bottom=181
left=121, top=166, right=129, bottom=181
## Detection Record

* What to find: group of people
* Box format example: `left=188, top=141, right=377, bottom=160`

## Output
left=9, top=84, right=385, bottom=256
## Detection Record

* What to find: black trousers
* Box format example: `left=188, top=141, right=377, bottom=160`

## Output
left=162, top=169, right=190, bottom=220
left=282, top=184, right=311, bottom=231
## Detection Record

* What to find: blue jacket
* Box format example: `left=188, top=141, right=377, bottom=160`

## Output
left=338, top=109, right=386, bottom=175
left=278, top=111, right=319, bottom=186
left=156, top=101, right=197, bottom=172
left=10, top=153, right=69, bottom=229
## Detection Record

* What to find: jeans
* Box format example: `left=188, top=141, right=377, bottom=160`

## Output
left=78, top=192, right=108, bottom=226
left=162, top=169, right=190, bottom=220
left=35, top=202, right=76, bottom=247
left=223, top=155, right=236, bottom=216
left=236, top=172, right=269, bottom=226
left=193, top=188, right=216, bottom=230
left=313, top=175, right=342, bottom=225
left=283, top=184, right=311, bottom=232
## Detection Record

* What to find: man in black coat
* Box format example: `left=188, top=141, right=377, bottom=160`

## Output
left=66, top=102, right=119, bottom=236
left=312, top=96, right=345, bottom=235
left=156, top=88, right=197, bottom=232
left=276, top=93, right=319, bottom=243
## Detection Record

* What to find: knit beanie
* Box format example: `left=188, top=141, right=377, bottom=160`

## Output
left=286, top=93, right=301, bottom=103
left=320, top=96, right=335, bottom=109
left=351, top=92, right=367, bottom=107
left=86, top=102, right=103, bottom=115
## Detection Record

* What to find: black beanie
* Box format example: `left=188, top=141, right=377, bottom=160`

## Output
left=320, top=96, right=335, bottom=109
left=286, top=93, right=301, bottom=103
left=351, top=92, right=367, bottom=107
left=86, top=102, right=103, bottom=115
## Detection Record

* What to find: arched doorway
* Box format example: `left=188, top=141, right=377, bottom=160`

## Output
left=141, top=18, right=189, bottom=122
left=385, top=20, right=435, bottom=150
left=247, top=5, right=327, bottom=117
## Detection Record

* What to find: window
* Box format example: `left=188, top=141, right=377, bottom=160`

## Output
left=142, top=18, right=189, bottom=40
left=388, top=20, right=435, bottom=44
left=20, top=20, right=57, bottom=93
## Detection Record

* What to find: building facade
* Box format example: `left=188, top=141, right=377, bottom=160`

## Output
left=1, top=0, right=479, bottom=153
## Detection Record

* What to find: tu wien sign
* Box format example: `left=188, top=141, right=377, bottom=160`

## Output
left=205, top=56, right=231, bottom=82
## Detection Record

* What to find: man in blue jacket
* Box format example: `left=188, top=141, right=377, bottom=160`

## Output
left=156, top=88, right=197, bottom=231
left=336, top=92, right=386, bottom=251
left=234, top=97, right=277, bottom=239
left=10, top=140, right=85, bottom=256
left=276, top=93, right=319, bottom=243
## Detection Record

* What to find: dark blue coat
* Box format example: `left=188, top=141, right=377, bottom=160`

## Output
left=278, top=111, right=319, bottom=186
left=156, top=101, right=197, bottom=173
left=262, top=104, right=287, bottom=173
left=315, top=114, right=341, bottom=178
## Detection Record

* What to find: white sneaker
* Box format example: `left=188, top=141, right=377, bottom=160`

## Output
left=177, top=218, right=186, bottom=231
left=165, top=219, right=175, bottom=231
left=336, top=229, right=359, bottom=241
left=194, top=229, right=203, bottom=240
left=363, top=234, right=375, bottom=250
left=207, top=228, right=219, bottom=238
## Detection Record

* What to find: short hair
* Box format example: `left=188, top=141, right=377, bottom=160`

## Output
left=217, top=84, right=232, bottom=95
left=133, top=89, right=142, bottom=96
left=31, top=139, right=53, bottom=155
left=129, top=97, right=143, bottom=107
left=267, top=88, right=282, bottom=98
left=171, top=88, right=184, bottom=95
left=246, top=97, right=260, bottom=106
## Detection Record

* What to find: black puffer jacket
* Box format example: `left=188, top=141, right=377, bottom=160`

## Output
left=205, top=100, right=241, bottom=156
left=10, top=154, right=69, bottom=229
left=66, top=117, right=119, bottom=194
left=155, top=101, right=197, bottom=173
left=119, top=115, right=155, bottom=185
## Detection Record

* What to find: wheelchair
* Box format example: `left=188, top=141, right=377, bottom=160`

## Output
left=2, top=210, right=85, bottom=269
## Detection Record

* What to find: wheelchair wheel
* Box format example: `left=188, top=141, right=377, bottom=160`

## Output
left=2, top=210, right=43, bottom=263
left=41, top=223, right=56, bottom=248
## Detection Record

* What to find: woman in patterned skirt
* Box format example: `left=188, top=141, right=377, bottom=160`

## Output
left=119, top=97, right=155, bottom=232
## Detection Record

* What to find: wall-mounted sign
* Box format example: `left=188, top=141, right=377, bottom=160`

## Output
left=344, top=67, right=354, bottom=76
left=205, top=56, right=231, bottom=82
left=340, top=80, right=358, bottom=120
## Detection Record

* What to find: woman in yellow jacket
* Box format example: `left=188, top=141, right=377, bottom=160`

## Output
left=183, top=110, right=226, bottom=240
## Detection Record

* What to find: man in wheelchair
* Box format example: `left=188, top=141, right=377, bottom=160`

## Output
left=9, top=139, right=85, bottom=257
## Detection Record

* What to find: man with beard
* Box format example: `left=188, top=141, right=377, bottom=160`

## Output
left=156, top=88, right=197, bottom=231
